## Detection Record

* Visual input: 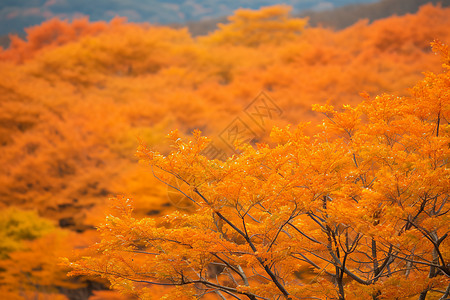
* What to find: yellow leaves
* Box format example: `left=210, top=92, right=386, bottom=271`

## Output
left=0, top=208, right=55, bottom=259
left=201, top=5, right=307, bottom=47
left=312, top=103, right=335, bottom=115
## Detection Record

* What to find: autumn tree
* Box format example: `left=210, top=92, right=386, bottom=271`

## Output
left=1, top=4, right=448, bottom=224
left=0, top=209, right=84, bottom=299
left=0, top=17, right=111, bottom=63
left=0, top=208, right=54, bottom=259
left=66, top=41, right=449, bottom=299
left=201, top=5, right=307, bottom=47
left=0, top=4, right=449, bottom=299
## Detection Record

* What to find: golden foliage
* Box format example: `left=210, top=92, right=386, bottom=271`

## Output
left=0, top=4, right=449, bottom=299
left=67, top=41, right=450, bottom=299
left=0, top=208, right=54, bottom=259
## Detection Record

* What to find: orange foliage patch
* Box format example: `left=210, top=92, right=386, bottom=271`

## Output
left=68, top=39, right=450, bottom=299
left=0, top=4, right=449, bottom=299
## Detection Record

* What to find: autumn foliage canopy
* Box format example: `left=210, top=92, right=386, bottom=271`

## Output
left=67, top=41, right=450, bottom=299
left=0, top=3, right=450, bottom=300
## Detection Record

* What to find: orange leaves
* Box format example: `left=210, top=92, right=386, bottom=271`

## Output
left=313, top=103, right=361, bottom=139
left=167, top=129, right=211, bottom=156
left=106, top=195, right=135, bottom=219
left=410, top=72, right=450, bottom=137
left=432, top=39, right=450, bottom=68
left=1, top=230, right=82, bottom=297
left=1, top=4, right=449, bottom=231
left=74, top=41, right=450, bottom=299
left=346, top=272, right=449, bottom=300
left=0, top=4, right=448, bottom=299
left=0, top=17, right=111, bottom=63
left=202, top=5, right=307, bottom=47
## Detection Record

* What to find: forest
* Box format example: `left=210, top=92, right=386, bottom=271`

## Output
left=0, top=3, right=449, bottom=300
left=0, top=0, right=378, bottom=36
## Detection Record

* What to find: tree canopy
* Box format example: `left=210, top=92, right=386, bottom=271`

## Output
left=0, top=4, right=449, bottom=299
left=66, top=41, right=450, bottom=300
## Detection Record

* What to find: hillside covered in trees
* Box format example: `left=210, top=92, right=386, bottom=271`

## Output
left=0, top=3, right=449, bottom=299
left=0, top=0, right=378, bottom=36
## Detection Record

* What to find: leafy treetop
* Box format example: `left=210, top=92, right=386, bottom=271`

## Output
left=66, top=41, right=450, bottom=300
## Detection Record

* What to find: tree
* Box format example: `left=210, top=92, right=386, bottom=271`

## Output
left=0, top=17, right=111, bottom=63
left=201, top=5, right=307, bottom=47
left=0, top=5, right=447, bottom=300
left=0, top=210, right=85, bottom=299
left=0, top=208, right=54, bottom=259
left=66, top=41, right=449, bottom=299
left=0, top=232, right=79, bottom=299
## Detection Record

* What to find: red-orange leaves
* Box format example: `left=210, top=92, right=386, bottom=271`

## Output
left=0, top=17, right=111, bottom=63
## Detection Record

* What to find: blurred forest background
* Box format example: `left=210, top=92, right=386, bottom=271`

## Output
left=0, top=0, right=379, bottom=37
left=0, top=0, right=449, bottom=299
left=1, top=0, right=449, bottom=45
